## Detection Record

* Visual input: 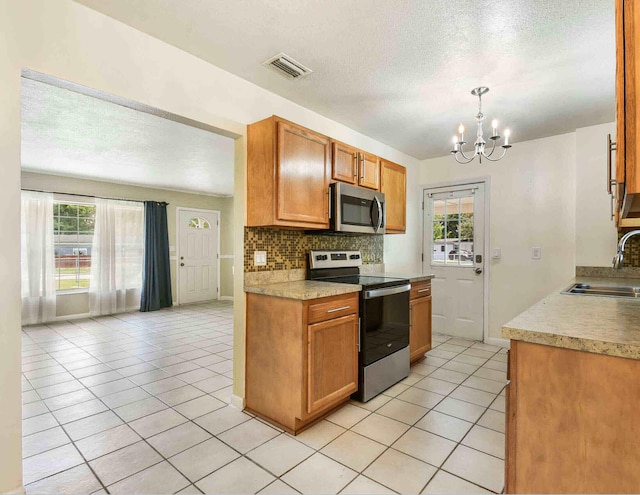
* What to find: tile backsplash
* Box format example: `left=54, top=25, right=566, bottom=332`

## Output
left=244, top=227, right=383, bottom=272
left=619, top=232, right=640, bottom=267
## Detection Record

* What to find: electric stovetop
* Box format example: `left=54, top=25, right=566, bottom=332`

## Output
left=308, top=250, right=409, bottom=290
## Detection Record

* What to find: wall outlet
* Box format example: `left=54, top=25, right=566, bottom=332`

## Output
left=254, top=251, right=267, bottom=266
left=531, top=247, right=542, bottom=260
left=492, top=248, right=502, bottom=259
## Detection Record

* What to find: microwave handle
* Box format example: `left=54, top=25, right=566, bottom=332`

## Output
left=373, top=196, right=383, bottom=232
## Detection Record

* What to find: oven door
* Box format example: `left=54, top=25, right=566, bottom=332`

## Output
left=360, top=284, right=410, bottom=366
left=331, top=182, right=385, bottom=234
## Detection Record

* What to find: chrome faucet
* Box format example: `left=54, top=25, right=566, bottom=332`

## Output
left=612, top=230, right=640, bottom=269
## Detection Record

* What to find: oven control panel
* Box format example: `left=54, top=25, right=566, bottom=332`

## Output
left=309, top=250, right=363, bottom=269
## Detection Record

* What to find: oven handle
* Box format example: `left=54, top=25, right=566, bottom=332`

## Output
left=364, top=283, right=411, bottom=299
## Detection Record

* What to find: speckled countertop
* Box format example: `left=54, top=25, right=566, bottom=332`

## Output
left=503, top=277, right=640, bottom=360
left=244, top=280, right=361, bottom=300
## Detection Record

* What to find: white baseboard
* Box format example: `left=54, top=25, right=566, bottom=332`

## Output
left=3, top=485, right=26, bottom=495
left=230, top=394, right=245, bottom=410
left=219, top=296, right=234, bottom=301
left=485, top=337, right=510, bottom=349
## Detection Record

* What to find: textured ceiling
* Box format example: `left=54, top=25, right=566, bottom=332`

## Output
left=21, top=78, right=235, bottom=196
left=74, top=0, right=615, bottom=159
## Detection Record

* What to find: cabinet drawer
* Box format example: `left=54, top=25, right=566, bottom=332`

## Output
left=410, top=280, right=431, bottom=300
left=308, top=294, right=358, bottom=324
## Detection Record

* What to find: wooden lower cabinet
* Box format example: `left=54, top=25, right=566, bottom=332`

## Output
left=409, top=280, right=432, bottom=363
left=246, top=292, right=358, bottom=434
left=506, top=340, right=640, bottom=493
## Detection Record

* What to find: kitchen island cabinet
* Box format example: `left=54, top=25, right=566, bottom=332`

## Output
left=503, top=278, right=640, bottom=493
left=245, top=290, right=359, bottom=434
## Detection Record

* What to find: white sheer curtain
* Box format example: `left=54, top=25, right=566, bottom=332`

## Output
left=21, top=191, right=56, bottom=325
left=89, top=198, right=144, bottom=315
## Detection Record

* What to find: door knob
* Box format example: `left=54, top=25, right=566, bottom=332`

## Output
left=475, top=267, right=482, bottom=274
left=180, top=263, right=185, bottom=267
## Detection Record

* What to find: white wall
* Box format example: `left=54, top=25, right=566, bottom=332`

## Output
left=575, top=122, right=618, bottom=266
left=420, top=133, right=578, bottom=341
left=0, top=1, right=420, bottom=490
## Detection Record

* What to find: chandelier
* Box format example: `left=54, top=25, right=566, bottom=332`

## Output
left=450, top=87, right=512, bottom=164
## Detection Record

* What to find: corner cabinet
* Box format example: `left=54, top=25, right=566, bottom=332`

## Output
left=246, top=292, right=358, bottom=434
left=247, top=116, right=331, bottom=229
left=615, top=0, right=640, bottom=226
left=380, top=159, right=407, bottom=233
left=409, top=280, right=432, bottom=363
left=331, top=140, right=380, bottom=190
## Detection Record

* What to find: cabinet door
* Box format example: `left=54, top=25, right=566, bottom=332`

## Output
left=307, top=314, right=358, bottom=414
left=332, top=141, right=358, bottom=184
left=359, top=152, right=380, bottom=190
left=380, top=159, right=407, bottom=233
left=277, top=121, right=331, bottom=227
left=409, top=296, right=432, bottom=363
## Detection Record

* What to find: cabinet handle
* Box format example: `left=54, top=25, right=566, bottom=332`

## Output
left=353, top=153, right=358, bottom=180
left=607, top=133, right=617, bottom=194
left=327, top=305, right=350, bottom=313
left=417, top=288, right=430, bottom=293
left=361, top=155, right=365, bottom=181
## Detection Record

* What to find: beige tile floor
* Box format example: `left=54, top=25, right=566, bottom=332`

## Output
left=21, top=302, right=507, bottom=494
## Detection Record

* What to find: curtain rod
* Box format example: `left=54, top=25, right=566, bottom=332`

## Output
left=21, top=188, right=169, bottom=206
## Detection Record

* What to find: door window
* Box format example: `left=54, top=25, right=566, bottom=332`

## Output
left=188, top=217, right=211, bottom=229
left=432, top=194, right=474, bottom=266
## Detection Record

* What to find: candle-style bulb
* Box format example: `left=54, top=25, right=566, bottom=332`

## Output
left=458, top=124, right=465, bottom=135
left=492, top=119, right=498, bottom=129
left=504, top=128, right=511, bottom=146
left=452, top=136, right=459, bottom=144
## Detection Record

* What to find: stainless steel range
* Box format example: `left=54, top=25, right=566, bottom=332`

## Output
left=308, top=250, right=411, bottom=402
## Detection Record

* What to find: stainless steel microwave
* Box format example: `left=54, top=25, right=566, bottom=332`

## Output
left=330, top=182, right=386, bottom=234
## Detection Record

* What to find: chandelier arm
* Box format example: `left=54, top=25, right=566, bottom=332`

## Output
left=457, top=146, right=475, bottom=161
left=481, top=147, right=508, bottom=162
left=484, top=139, right=497, bottom=158
left=453, top=153, right=475, bottom=164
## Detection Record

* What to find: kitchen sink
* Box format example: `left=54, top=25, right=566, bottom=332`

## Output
left=562, top=283, right=640, bottom=299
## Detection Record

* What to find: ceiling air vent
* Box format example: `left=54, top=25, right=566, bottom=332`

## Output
left=263, top=53, right=312, bottom=80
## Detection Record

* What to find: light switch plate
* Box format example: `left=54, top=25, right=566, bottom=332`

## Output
left=492, top=248, right=501, bottom=259
left=254, top=251, right=267, bottom=266
left=531, top=247, right=542, bottom=260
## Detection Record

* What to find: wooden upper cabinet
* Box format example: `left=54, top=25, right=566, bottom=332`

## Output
left=358, top=152, right=380, bottom=190
left=616, top=0, right=640, bottom=224
left=332, top=141, right=358, bottom=185
left=332, top=141, right=380, bottom=190
left=380, top=159, right=407, bottom=233
left=247, top=116, right=330, bottom=229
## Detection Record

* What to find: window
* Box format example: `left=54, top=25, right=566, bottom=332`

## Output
left=188, top=217, right=211, bottom=229
left=53, top=201, right=95, bottom=291
left=432, top=195, right=474, bottom=266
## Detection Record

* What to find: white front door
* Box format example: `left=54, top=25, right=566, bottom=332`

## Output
left=423, top=183, right=485, bottom=340
left=178, top=209, right=218, bottom=304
